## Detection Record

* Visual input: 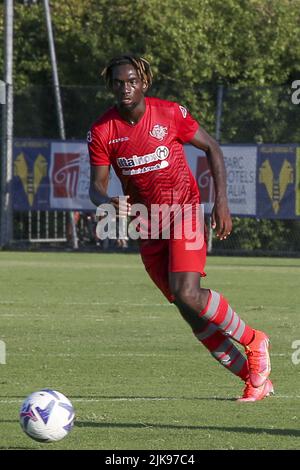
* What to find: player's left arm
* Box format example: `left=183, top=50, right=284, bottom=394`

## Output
left=189, top=127, right=232, bottom=240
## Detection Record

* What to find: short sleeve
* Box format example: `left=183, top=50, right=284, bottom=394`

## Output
left=174, top=103, right=199, bottom=143
left=87, top=126, right=110, bottom=166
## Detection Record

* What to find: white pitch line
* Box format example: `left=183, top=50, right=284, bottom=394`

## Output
left=270, top=353, right=288, bottom=357
left=64, top=302, right=172, bottom=307
left=0, top=398, right=172, bottom=404
left=7, top=352, right=288, bottom=358
left=0, top=262, right=143, bottom=269
left=0, top=301, right=172, bottom=307
left=9, top=353, right=179, bottom=358
left=1, top=260, right=300, bottom=270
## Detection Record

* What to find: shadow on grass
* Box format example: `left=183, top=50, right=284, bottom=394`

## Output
left=75, top=420, right=300, bottom=437
left=74, top=395, right=237, bottom=402
left=0, top=446, right=36, bottom=450
left=0, top=395, right=237, bottom=402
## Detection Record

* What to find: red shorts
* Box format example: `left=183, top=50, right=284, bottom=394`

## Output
left=140, top=236, right=207, bottom=303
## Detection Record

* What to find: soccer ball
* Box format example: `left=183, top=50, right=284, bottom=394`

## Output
left=19, top=389, right=75, bottom=442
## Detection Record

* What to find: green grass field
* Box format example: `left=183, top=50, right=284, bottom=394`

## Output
left=0, top=252, right=299, bottom=450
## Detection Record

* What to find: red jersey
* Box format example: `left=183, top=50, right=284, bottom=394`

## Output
left=88, top=97, right=200, bottom=208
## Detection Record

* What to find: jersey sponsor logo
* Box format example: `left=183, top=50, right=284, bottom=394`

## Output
left=108, top=137, right=129, bottom=145
left=122, top=160, right=169, bottom=176
left=149, top=124, right=168, bottom=141
left=179, top=105, right=187, bottom=118
left=116, top=145, right=170, bottom=176
left=117, top=145, right=169, bottom=168
left=86, top=131, right=92, bottom=143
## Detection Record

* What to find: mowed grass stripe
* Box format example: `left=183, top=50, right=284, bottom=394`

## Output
left=1, top=395, right=300, bottom=404
left=1, top=260, right=300, bottom=273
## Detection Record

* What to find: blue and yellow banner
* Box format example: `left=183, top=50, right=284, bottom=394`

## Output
left=13, top=140, right=51, bottom=211
left=12, top=139, right=300, bottom=218
left=257, top=145, right=298, bottom=219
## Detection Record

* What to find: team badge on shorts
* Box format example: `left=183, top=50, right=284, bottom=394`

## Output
left=149, top=124, right=168, bottom=141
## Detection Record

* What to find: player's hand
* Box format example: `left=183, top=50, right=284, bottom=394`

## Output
left=211, top=199, right=232, bottom=240
left=110, top=196, right=132, bottom=217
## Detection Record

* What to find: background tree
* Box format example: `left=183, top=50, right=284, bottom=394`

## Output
left=1, top=0, right=299, bottom=251
left=1, top=0, right=299, bottom=138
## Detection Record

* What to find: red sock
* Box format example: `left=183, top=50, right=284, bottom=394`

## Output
left=194, top=324, right=249, bottom=381
left=199, top=290, right=254, bottom=346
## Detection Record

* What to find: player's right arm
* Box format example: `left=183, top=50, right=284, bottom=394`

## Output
left=89, top=165, right=110, bottom=206
left=88, top=125, right=131, bottom=215
left=88, top=123, right=111, bottom=206
left=89, top=165, right=130, bottom=216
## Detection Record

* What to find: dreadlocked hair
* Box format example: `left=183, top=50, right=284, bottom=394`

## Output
left=101, top=55, right=153, bottom=89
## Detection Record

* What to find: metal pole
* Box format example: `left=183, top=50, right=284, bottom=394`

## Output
left=0, top=0, right=14, bottom=248
left=215, top=84, right=224, bottom=142
left=43, top=0, right=78, bottom=249
left=43, top=0, right=65, bottom=140
left=207, top=83, right=224, bottom=253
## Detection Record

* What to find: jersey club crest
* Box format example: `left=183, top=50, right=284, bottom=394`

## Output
left=149, top=124, right=168, bottom=141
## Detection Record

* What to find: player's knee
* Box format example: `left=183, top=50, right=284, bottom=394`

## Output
left=171, top=284, right=200, bottom=308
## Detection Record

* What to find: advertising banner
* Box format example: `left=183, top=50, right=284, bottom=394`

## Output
left=222, top=145, right=257, bottom=216
left=257, top=145, right=297, bottom=219
left=49, top=141, right=94, bottom=210
left=13, top=139, right=51, bottom=211
left=12, top=140, right=300, bottom=219
left=13, top=140, right=123, bottom=211
left=184, top=145, right=257, bottom=215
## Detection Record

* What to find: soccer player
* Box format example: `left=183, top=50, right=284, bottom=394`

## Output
left=88, top=55, right=273, bottom=402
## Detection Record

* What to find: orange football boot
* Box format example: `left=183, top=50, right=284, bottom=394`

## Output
left=237, top=379, right=274, bottom=402
left=245, top=330, right=271, bottom=387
